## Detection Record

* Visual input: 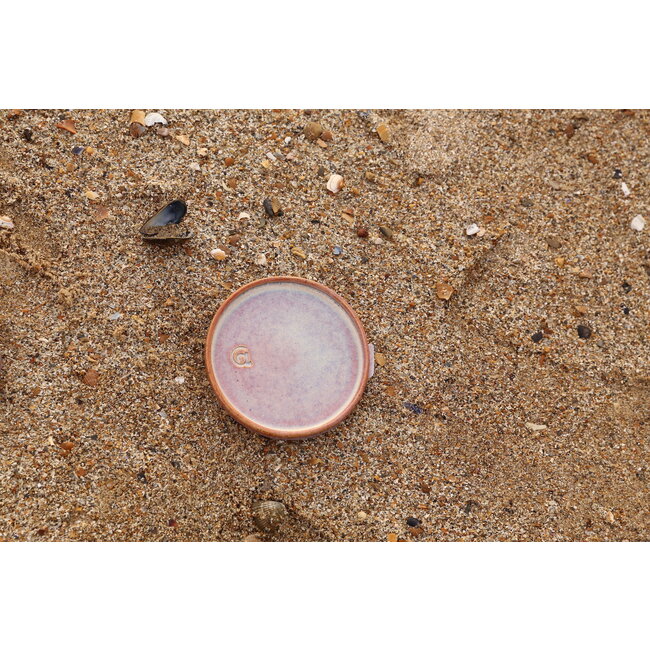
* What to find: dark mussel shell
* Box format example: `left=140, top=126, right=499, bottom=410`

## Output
left=140, top=200, right=191, bottom=240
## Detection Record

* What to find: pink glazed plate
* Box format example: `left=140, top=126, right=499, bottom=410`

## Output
left=205, top=277, right=371, bottom=439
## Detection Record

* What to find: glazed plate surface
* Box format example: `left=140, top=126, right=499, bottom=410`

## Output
left=205, top=277, right=369, bottom=439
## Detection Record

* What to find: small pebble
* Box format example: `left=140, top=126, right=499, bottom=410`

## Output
left=254, top=253, right=267, bottom=266
left=387, top=533, right=398, bottom=542
left=436, top=282, right=454, bottom=301
left=85, top=191, right=99, bottom=201
left=304, top=122, right=323, bottom=141
left=406, top=517, right=421, bottom=527
left=333, top=246, right=343, bottom=256
left=327, top=174, right=344, bottom=193
left=108, top=312, right=122, bottom=321
left=82, top=369, right=100, bottom=387
left=189, top=162, right=201, bottom=171
left=379, top=225, right=394, bottom=239
left=357, top=511, right=368, bottom=521
left=224, top=157, right=235, bottom=167
left=174, top=376, right=185, bottom=384
left=546, top=236, right=562, bottom=249
left=520, top=197, right=534, bottom=207
left=357, top=227, right=369, bottom=238
left=630, top=215, right=645, bottom=231
left=577, top=324, right=592, bottom=339
left=621, top=182, right=631, bottom=197
left=613, top=169, right=622, bottom=179
left=72, top=146, right=85, bottom=155
left=622, top=281, right=632, bottom=293
left=175, top=134, right=190, bottom=146
left=144, top=112, right=167, bottom=127
left=321, top=130, right=333, bottom=142
left=525, top=422, right=547, bottom=432
left=466, top=223, right=480, bottom=236
left=531, top=331, right=543, bottom=343
left=22, top=128, right=33, bottom=142
left=375, top=352, right=386, bottom=367
left=291, top=246, right=307, bottom=260
left=210, top=248, right=228, bottom=261
left=156, top=127, right=170, bottom=137
left=370, top=237, right=384, bottom=245
left=129, top=122, right=146, bottom=138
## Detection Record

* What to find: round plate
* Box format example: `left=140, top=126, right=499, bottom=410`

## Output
left=205, top=277, right=370, bottom=439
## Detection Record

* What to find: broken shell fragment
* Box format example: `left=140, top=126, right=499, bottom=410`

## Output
left=140, top=200, right=192, bottom=241
left=129, top=110, right=146, bottom=126
left=210, top=248, right=228, bottom=261
left=144, top=112, right=167, bottom=127
left=263, top=197, right=283, bottom=217
left=327, top=174, right=344, bottom=193
left=0, top=216, right=15, bottom=230
left=253, top=500, right=287, bottom=533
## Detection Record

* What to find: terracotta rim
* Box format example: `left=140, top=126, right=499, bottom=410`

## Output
left=204, top=276, right=370, bottom=439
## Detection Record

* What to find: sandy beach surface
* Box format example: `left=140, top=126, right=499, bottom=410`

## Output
left=1, top=109, right=648, bottom=541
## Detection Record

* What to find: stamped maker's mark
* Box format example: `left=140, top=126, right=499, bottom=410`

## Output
left=231, top=345, right=253, bottom=368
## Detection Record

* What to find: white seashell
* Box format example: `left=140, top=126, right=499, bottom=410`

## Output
left=327, top=174, right=344, bottom=193
left=466, top=223, right=480, bottom=236
left=525, top=422, right=547, bottom=432
left=210, top=248, right=227, bottom=261
left=621, top=182, right=631, bottom=197
left=630, top=215, right=646, bottom=231
left=255, top=253, right=267, bottom=266
left=0, top=216, right=15, bottom=229
left=144, top=112, right=167, bottom=127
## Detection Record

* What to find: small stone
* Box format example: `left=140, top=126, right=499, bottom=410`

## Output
left=333, top=246, right=343, bottom=256
left=210, top=248, right=228, bottom=261
left=622, top=281, right=632, bottom=293
left=189, top=162, right=201, bottom=171
left=531, top=331, right=543, bottom=343
left=108, top=312, right=122, bottom=321
left=365, top=171, right=377, bottom=183
left=197, top=147, right=208, bottom=157
left=291, top=246, right=307, bottom=260
left=357, top=227, right=369, bottom=238
left=129, top=110, right=146, bottom=126
left=376, top=124, right=391, bottom=143
left=406, top=517, right=421, bottom=527
left=263, top=197, right=283, bottom=217
left=224, top=157, right=235, bottom=167
left=129, top=122, right=146, bottom=138
left=243, top=534, right=262, bottom=542
left=387, top=533, right=398, bottom=542
left=436, top=282, right=454, bottom=301
left=56, top=119, right=77, bottom=134
left=379, top=225, right=394, bottom=240
left=175, top=134, right=190, bottom=146
left=72, top=146, right=85, bottom=155
left=613, top=169, right=622, bottom=179
left=144, top=112, right=167, bottom=127
left=404, top=402, right=425, bottom=415
left=22, top=128, right=33, bottom=142
left=520, top=197, right=534, bottom=207
left=304, top=122, right=323, bottom=141
left=156, top=127, right=170, bottom=137
left=82, top=369, right=100, bottom=387
left=577, top=324, right=592, bottom=339
left=227, top=234, right=242, bottom=247
left=174, top=376, right=185, bottom=384
left=630, top=215, right=646, bottom=231
left=375, top=352, right=386, bottom=367
left=0, top=216, right=15, bottom=230
left=60, top=441, right=75, bottom=451
left=621, top=182, right=631, bottom=197
left=357, top=511, right=368, bottom=521
left=320, top=130, right=333, bottom=142
left=255, top=252, right=267, bottom=266
left=546, top=236, right=562, bottom=249
left=465, top=223, right=480, bottom=236
left=84, top=190, right=99, bottom=201
left=525, top=422, right=547, bottom=432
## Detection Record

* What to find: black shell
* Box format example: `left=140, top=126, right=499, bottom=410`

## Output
left=140, top=200, right=189, bottom=240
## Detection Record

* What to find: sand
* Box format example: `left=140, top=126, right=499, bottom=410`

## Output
left=0, top=109, right=648, bottom=541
